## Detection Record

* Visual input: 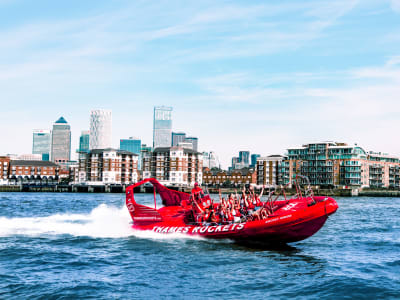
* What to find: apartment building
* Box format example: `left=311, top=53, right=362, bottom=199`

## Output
left=282, top=142, right=400, bottom=188
left=202, top=168, right=256, bottom=186
left=256, top=155, right=286, bottom=187
left=76, top=148, right=139, bottom=185
left=142, top=146, right=203, bottom=186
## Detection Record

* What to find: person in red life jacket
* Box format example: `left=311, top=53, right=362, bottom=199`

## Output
left=191, top=182, right=204, bottom=200
left=190, top=182, right=205, bottom=223
left=202, top=207, right=211, bottom=224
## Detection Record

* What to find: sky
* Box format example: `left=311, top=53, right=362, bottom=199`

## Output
left=0, top=0, right=400, bottom=168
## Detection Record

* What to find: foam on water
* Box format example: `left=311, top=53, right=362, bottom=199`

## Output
left=0, top=204, right=203, bottom=241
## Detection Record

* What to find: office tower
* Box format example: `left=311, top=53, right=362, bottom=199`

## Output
left=79, top=130, right=90, bottom=153
left=251, top=154, right=260, bottom=168
left=239, top=151, right=250, bottom=166
left=153, top=106, right=172, bottom=148
left=185, top=137, right=198, bottom=152
left=232, top=157, right=239, bottom=169
left=51, top=117, right=71, bottom=163
left=203, top=151, right=220, bottom=169
left=120, top=137, right=141, bottom=154
left=120, top=137, right=142, bottom=169
left=90, top=109, right=112, bottom=150
left=32, top=129, right=51, bottom=161
left=172, top=132, right=186, bottom=146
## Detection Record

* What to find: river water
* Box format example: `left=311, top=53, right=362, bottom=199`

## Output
left=0, top=193, right=399, bottom=299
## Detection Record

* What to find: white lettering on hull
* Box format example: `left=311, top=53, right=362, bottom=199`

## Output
left=151, top=224, right=246, bottom=235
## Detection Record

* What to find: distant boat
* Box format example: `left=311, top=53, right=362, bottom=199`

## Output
left=125, top=176, right=338, bottom=244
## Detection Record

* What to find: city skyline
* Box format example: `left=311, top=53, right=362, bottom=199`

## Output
left=1, top=1, right=400, bottom=167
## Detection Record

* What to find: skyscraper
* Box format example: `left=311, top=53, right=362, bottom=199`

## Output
left=120, top=137, right=142, bottom=169
left=51, top=117, right=71, bottom=163
left=79, top=130, right=90, bottom=153
left=185, top=137, right=198, bottom=152
left=251, top=154, right=260, bottom=168
left=32, top=129, right=51, bottom=161
left=120, top=137, right=141, bottom=154
left=231, top=157, right=240, bottom=169
left=90, top=109, right=112, bottom=150
left=153, top=106, right=172, bottom=148
left=172, top=132, right=186, bottom=146
left=203, top=151, right=220, bottom=169
left=239, top=151, right=250, bottom=166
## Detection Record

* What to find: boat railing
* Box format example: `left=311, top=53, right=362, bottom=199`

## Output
left=265, top=175, right=315, bottom=214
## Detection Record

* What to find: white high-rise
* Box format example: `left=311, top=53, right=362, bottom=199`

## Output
left=90, top=109, right=112, bottom=150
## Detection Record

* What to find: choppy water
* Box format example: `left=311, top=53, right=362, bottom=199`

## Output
left=0, top=192, right=399, bottom=299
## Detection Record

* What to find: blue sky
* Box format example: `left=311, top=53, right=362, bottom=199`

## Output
left=1, top=0, right=400, bottom=167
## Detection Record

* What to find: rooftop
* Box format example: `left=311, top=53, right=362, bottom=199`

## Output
left=55, top=116, right=68, bottom=124
left=89, top=148, right=138, bottom=156
left=10, top=160, right=59, bottom=167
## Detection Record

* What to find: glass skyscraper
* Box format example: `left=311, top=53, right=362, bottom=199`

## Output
left=153, top=106, right=172, bottom=148
left=185, top=137, right=198, bottom=152
left=251, top=154, right=260, bottom=168
left=239, top=151, right=250, bottom=166
left=79, top=130, right=90, bottom=153
left=120, top=137, right=141, bottom=153
left=120, top=137, right=142, bottom=169
left=32, top=129, right=51, bottom=161
left=172, top=132, right=186, bottom=146
left=51, top=116, right=71, bottom=163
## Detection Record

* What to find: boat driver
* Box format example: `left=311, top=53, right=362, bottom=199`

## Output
left=191, top=182, right=204, bottom=201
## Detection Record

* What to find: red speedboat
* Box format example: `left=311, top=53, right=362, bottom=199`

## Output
left=125, top=177, right=338, bottom=244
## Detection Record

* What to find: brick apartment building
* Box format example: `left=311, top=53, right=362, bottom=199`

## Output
left=75, top=148, right=139, bottom=185
left=256, top=155, right=286, bottom=187
left=202, top=168, right=256, bottom=187
left=8, top=160, right=59, bottom=184
left=142, top=146, right=203, bottom=186
left=0, top=156, right=11, bottom=184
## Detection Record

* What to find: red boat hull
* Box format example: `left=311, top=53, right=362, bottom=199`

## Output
left=126, top=179, right=338, bottom=244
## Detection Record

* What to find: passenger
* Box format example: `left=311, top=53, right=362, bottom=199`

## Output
left=202, top=207, right=211, bottom=224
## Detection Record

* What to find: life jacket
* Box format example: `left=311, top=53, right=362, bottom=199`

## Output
left=191, top=186, right=204, bottom=200
left=203, top=212, right=211, bottom=222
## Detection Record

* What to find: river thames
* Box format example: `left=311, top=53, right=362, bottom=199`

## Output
left=0, top=192, right=399, bottom=299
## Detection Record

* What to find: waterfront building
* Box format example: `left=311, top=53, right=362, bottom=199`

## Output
left=76, top=148, right=139, bottom=185
left=90, top=109, right=112, bottom=150
left=256, top=155, right=286, bottom=187
left=51, top=117, right=71, bottom=163
left=202, top=168, right=256, bottom=187
left=282, top=142, right=400, bottom=188
left=8, top=160, right=59, bottom=185
left=250, top=154, right=260, bottom=168
left=172, top=132, right=186, bottom=147
left=185, top=137, right=198, bottom=152
left=142, top=146, right=203, bottom=186
left=153, top=106, right=172, bottom=148
left=0, top=156, right=10, bottom=184
left=32, top=129, right=51, bottom=161
left=79, top=130, right=90, bottom=153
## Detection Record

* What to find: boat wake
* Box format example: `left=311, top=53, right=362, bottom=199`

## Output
left=0, top=204, right=202, bottom=241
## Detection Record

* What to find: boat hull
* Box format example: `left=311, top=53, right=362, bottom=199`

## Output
left=130, top=197, right=338, bottom=244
